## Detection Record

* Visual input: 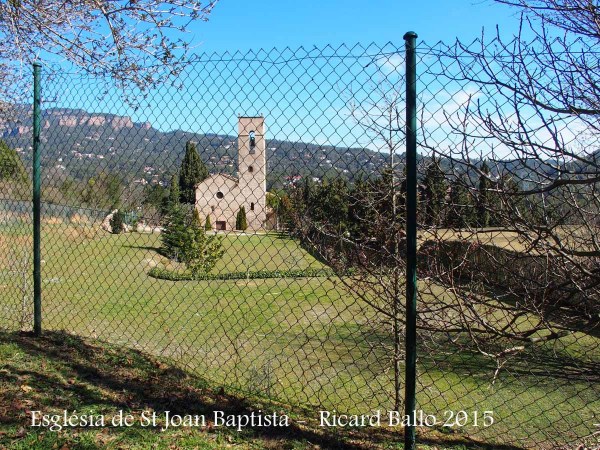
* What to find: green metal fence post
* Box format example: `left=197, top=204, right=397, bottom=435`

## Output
left=403, top=31, right=418, bottom=450
left=33, top=62, right=42, bottom=337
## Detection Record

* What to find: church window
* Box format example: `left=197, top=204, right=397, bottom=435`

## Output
left=249, top=131, right=256, bottom=154
left=250, top=202, right=255, bottom=211
left=248, top=165, right=254, bottom=173
left=216, top=191, right=224, bottom=199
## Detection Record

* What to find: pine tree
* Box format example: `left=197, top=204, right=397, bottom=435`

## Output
left=161, top=202, right=187, bottom=262
left=161, top=205, right=224, bottom=274
left=204, top=215, right=212, bottom=231
left=477, top=161, right=491, bottom=228
left=236, top=206, right=248, bottom=231
left=179, top=140, right=208, bottom=204
left=422, top=157, right=447, bottom=226
left=496, top=174, right=521, bottom=227
left=446, top=176, right=475, bottom=228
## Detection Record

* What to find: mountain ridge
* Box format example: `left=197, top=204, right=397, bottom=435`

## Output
left=1, top=106, right=389, bottom=188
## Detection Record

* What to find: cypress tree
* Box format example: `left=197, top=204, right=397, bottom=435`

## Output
left=169, top=172, right=180, bottom=207
left=162, top=173, right=184, bottom=260
left=423, top=157, right=447, bottom=226
left=192, top=208, right=202, bottom=228
left=496, top=174, right=521, bottom=227
left=179, top=140, right=208, bottom=204
left=109, top=210, right=125, bottom=234
left=477, top=161, right=492, bottom=228
left=236, top=206, right=248, bottom=231
left=204, top=215, right=212, bottom=231
left=446, top=176, right=475, bottom=228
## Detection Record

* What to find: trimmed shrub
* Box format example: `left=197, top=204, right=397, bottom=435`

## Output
left=192, top=208, right=202, bottom=228
left=236, top=206, right=248, bottom=231
left=109, top=210, right=125, bottom=234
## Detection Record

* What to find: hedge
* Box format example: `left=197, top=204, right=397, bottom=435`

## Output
left=148, top=266, right=348, bottom=281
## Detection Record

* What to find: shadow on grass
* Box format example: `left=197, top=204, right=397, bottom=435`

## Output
left=323, top=323, right=600, bottom=386
left=0, top=330, right=525, bottom=450
left=123, top=244, right=164, bottom=255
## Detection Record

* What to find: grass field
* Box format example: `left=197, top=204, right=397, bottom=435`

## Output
left=0, top=330, right=525, bottom=450
left=1, top=221, right=599, bottom=449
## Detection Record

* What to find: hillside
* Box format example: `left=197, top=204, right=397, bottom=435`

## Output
left=3, top=106, right=595, bottom=194
left=0, top=330, right=489, bottom=450
left=1, top=107, right=389, bottom=189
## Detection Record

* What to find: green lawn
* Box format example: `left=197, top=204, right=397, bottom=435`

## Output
left=2, top=330, right=491, bottom=450
left=0, top=222, right=598, bottom=449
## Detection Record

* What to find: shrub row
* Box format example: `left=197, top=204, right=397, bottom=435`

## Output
left=148, top=266, right=344, bottom=281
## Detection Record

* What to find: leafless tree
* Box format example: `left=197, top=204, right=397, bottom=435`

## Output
left=0, top=0, right=218, bottom=104
left=415, top=0, right=600, bottom=364
left=288, top=68, right=410, bottom=410
left=294, top=6, right=600, bottom=396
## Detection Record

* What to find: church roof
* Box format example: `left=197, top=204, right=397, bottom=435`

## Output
left=195, top=172, right=238, bottom=188
left=220, top=173, right=239, bottom=183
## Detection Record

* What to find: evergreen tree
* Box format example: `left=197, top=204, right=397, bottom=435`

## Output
left=161, top=205, right=224, bottom=274
left=0, top=139, right=29, bottom=200
left=266, top=190, right=288, bottom=230
left=0, top=139, right=27, bottom=182
left=291, top=176, right=315, bottom=218
left=347, top=176, right=372, bottom=239
left=422, top=157, right=447, bottom=226
left=168, top=172, right=180, bottom=207
left=192, top=208, right=202, bottom=228
left=496, top=174, right=522, bottom=227
left=187, top=225, right=225, bottom=276
left=236, top=206, right=248, bottom=231
left=346, top=167, right=404, bottom=255
left=313, top=177, right=350, bottom=232
left=161, top=202, right=187, bottom=262
left=477, top=161, right=492, bottom=228
left=109, top=210, right=125, bottom=234
left=179, top=140, right=208, bottom=204
left=204, top=215, right=212, bottom=231
left=143, top=184, right=167, bottom=209
left=446, top=177, right=475, bottom=228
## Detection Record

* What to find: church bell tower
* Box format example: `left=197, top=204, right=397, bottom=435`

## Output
left=238, top=116, right=266, bottom=230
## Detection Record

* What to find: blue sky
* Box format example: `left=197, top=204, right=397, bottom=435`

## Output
left=191, top=0, right=527, bottom=53
left=45, top=0, right=537, bottom=152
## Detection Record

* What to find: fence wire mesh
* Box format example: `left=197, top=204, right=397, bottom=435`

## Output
left=0, top=37, right=598, bottom=449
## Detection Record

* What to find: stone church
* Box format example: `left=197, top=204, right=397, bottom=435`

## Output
left=195, top=116, right=267, bottom=231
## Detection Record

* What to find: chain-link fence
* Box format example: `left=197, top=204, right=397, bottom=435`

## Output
left=0, top=35, right=598, bottom=449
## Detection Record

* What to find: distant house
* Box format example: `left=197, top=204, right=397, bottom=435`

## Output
left=195, top=116, right=267, bottom=231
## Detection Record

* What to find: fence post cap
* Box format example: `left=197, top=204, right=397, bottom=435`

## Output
left=403, top=31, right=418, bottom=40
